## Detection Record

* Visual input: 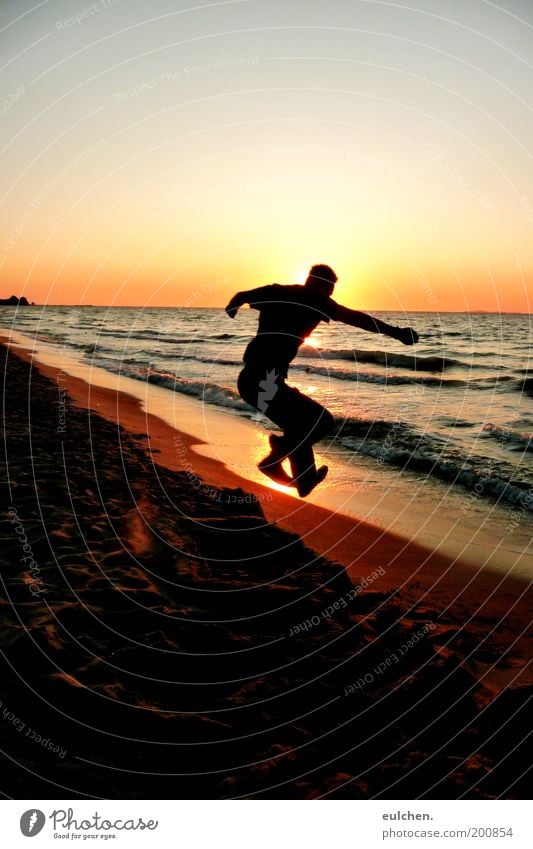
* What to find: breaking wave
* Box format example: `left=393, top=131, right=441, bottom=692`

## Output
left=298, top=346, right=463, bottom=371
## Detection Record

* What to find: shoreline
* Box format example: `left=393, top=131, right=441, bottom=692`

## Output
left=1, top=338, right=532, bottom=798
left=4, top=325, right=532, bottom=582
left=5, top=322, right=533, bottom=581
left=2, top=332, right=531, bottom=636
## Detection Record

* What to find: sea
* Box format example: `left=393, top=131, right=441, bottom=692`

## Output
left=3, top=306, right=532, bottom=523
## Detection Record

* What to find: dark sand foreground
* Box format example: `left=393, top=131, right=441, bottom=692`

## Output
left=0, top=342, right=531, bottom=799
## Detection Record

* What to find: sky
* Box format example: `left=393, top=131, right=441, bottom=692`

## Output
left=0, top=0, right=532, bottom=312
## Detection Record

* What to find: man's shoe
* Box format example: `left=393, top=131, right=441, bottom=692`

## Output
left=296, top=465, right=328, bottom=497
left=258, top=451, right=294, bottom=486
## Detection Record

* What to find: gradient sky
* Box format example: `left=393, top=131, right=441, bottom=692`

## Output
left=1, top=0, right=532, bottom=311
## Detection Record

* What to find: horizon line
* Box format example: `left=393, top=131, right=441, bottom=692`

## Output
left=8, top=304, right=532, bottom=315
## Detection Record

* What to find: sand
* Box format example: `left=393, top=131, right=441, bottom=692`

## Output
left=0, top=340, right=531, bottom=799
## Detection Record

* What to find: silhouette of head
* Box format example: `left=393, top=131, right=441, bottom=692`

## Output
left=304, top=264, right=337, bottom=297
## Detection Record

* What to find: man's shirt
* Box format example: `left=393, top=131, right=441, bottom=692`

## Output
left=243, top=284, right=339, bottom=376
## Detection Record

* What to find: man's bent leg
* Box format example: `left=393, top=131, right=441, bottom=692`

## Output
left=237, top=368, right=333, bottom=493
left=267, top=383, right=335, bottom=455
left=267, top=384, right=333, bottom=494
left=237, top=367, right=294, bottom=484
left=238, top=367, right=334, bottom=443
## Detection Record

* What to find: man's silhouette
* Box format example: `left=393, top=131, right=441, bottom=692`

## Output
left=226, top=264, right=419, bottom=497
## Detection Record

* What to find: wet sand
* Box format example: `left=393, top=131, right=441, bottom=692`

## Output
left=1, top=340, right=531, bottom=799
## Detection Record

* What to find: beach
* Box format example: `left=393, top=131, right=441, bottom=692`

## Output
left=1, top=338, right=531, bottom=799
left=6, top=306, right=532, bottom=578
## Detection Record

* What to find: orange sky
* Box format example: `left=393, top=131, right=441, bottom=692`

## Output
left=1, top=0, right=532, bottom=312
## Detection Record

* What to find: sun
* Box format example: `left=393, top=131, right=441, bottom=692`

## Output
left=295, top=266, right=311, bottom=284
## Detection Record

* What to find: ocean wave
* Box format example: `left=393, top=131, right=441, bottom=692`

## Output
left=335, top=419, right=533, bottom=511
left=434, top=416, right=475, bottom=429
left=88, top=358, right=254, bottom=414
left=333, top=415, right=410, bottom=441
left=519, top=377, right=533, bottom=395
left=426, top=330, right=465, bottom=338
left=298, top=346, right=462, bottom=371
left=87, top=350, right=243, bottom=369
left=70, top=341, right=117, bottom=356
left=293, top=363, right=467, bottom=387
left=481, top=423, right=533, bottom=453
left=297, top=363, right=516, bottom=391
left=95, top=328, right=237, bottom=344
left=146, top=371, right=253, bottom=411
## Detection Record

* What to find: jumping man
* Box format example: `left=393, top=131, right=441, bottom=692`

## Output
left=225, top=264, right=419, bottom=497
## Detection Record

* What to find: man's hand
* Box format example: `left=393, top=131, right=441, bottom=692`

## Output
left=225, top=303, right=239, bottom=319
left=396, top=327, right=419, bottom=346
left=225, top=292, right=245, bottom=318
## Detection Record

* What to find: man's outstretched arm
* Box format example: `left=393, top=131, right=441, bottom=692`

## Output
left=332, top=303, right=419, bottom=346
left=225, top=285, right=273, bottom=318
